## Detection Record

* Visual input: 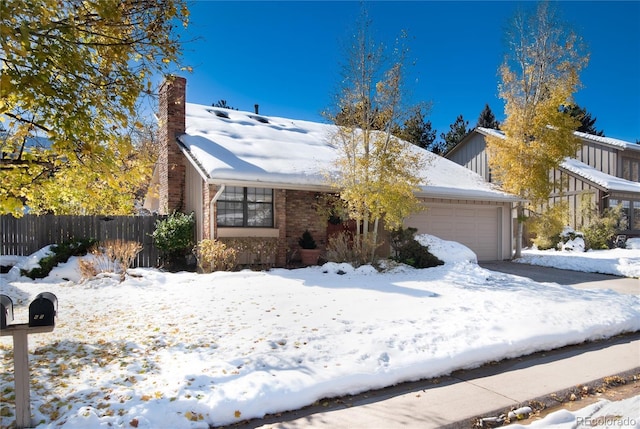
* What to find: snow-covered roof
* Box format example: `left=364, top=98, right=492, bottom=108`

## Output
left=574, top=131, right=640, bottom=152
left=474, top=127, right=640, bottom=194
left=476, top=127, right=639, bottom=152
left=560, top=158, right=640, bottom=194
left=179, top=103, right=517, bottom=202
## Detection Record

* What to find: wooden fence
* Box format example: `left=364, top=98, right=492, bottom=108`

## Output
left=0, top=214, right=164, bottom=267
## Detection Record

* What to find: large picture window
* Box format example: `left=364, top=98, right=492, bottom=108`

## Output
left=217, top=187, right=273, bottom=227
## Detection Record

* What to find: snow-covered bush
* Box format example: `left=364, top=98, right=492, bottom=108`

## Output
left=558, top=227, right=585, bottom=252
left=389, top=227, right=443, bottom=268
left=21, top=238, right=96, bottom=279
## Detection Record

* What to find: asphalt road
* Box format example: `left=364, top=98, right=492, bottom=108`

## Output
left=479, top=261, right=639, bottom=295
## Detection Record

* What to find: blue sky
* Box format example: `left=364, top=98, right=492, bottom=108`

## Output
left=176, top=1, right=640, bottom=143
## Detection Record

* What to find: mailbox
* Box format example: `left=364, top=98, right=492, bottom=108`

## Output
left=29, top=292, right=58, bottom=327
left=1, top=294, right=13, bottom=329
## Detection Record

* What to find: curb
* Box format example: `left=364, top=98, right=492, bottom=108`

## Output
left=443, top=369, right=640, bottom=428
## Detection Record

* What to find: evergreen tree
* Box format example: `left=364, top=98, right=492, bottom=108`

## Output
left=398, top=106, right=436, bottom=149
left=434, top=115, right=469, bottom=154
left=212, top=100, right=238, bottom=110
left=485, top=1, right=589, bottom=257
left=476, top=103, right=501, bottom=129
left=562, top=104, right=604, bottom=136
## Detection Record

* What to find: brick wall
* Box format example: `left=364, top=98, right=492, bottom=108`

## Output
left=158, top=76, right=187, bottom=214
left=285, top=190, right=327, bottom=262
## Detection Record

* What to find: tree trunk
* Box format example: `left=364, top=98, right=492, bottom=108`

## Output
left=514, top=202, right=523, bottom=259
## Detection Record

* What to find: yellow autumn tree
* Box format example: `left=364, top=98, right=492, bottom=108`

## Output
left=0, top=0, right=189, bottom=215
left=486, top=1, right=589, bottom=257
left=326, top=10, right=427, bottom=261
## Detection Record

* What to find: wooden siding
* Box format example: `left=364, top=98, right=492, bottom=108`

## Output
left=576, top=140, right=618, bottom=175
left=550, top=167, right=603, bottom=229
left=0, top=215, right=162, bottom=267
left=446, top=133, right=491, bottom=180
left=184, top=161, right=204, bottom=243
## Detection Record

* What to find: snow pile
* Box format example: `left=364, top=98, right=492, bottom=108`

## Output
left=0, top=236, right=638, bottom=428
left=518, top=246, right=640, bottom=278
left=415, top=233, right=478, bottom=263
left=509, top=395, right=639, bottom=428
left=558, top=226, right=586, bottom=252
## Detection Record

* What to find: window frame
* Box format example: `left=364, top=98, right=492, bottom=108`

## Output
left=216, top=186, right=274, bottom=228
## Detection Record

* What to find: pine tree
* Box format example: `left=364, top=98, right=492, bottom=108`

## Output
left=476, top=103, right=501, bottom=129
left=562, top=104, right=604, bottom=136
left=434, top=115, right=469, bottom=154
left=212, top=100, right=238, bottom=110
left=485, top=1, right=589, bottom=257
left=398, top=106, right=436, bottom=149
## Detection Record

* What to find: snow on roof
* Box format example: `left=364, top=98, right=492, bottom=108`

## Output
left=475, top=127, right=640, bottom=194
left=477, top=127, right=639, bottom=152
left=574, top=131, right=640, bottom=152
left=560, top=158, right=640, bottom=193
left=180, top=103, right=517, bottom=201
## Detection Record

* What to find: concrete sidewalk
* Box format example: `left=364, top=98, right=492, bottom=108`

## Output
left=226, top=333, right=639, bottom=429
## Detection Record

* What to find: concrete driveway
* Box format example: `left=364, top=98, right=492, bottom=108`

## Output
left=479, top=261, right=639, bottom=295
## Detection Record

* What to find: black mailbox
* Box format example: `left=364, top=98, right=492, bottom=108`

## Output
left=29, top=292, right=58, bottom=327
left=1, top=294, right=13, bottom=329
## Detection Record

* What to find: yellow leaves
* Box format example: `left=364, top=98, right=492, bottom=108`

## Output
left=234, top=410, right=242, bottom=418
left=185, top=411, right=204, bottom=421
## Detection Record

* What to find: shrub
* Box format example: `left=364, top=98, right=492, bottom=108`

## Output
left=194, top=239, right=238, bottom=273
left=388, top=227, right=443, bottom=268
left=527, top=203, right=569, bottom=250
left=558, top=227, right=585, bottom=252
left=152, top=212, right=195, bottom=266
left=79, top=240, right=143, bottom=282
left=298, top=230, right=317, bottom=249
left=326, top=231, right=379, bottom=268
left=22, top=238, right=97, bottom=279
left=582, top=204, right=627, bottom=250
left=220, top=237, right=278, bottom=269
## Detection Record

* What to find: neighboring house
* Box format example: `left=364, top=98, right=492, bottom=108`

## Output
left=145, top=77, right=519, bottom=266
left=447, top=127, right=640, bottom=237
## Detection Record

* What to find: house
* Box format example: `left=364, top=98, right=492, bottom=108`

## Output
left=446, top=128, right=640, bottom=237
left=145, top=77, right=519, bottom=266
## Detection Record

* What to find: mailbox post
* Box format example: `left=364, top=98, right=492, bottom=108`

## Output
left=0, top=293, right=57, bottom=429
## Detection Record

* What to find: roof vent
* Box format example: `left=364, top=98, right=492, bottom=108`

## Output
left=207, top=109, right=230, bottom=119
left=249, top=115, right=269, bottom=124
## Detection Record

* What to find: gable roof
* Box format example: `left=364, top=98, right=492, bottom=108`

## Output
left=474, top=127, right=640, bottom=153
left=560, top=159, right=640, bottom=194
left=472, top=127, right=640, bottom=195
left=177, top=103, right=517, bottom=202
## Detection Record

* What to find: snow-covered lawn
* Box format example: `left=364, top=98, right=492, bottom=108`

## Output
left=0, top=237, right=638, bottom=428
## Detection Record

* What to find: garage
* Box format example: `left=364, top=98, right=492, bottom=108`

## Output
left=405, top=203, right=503, bottom=261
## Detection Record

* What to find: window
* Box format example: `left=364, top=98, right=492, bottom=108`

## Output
left=217, top=187, right=273, bottom=227
left=621, top=157, right=640, bottom=182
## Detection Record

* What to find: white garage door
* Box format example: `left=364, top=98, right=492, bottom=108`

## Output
left=406, top=205, right=500, bottom=261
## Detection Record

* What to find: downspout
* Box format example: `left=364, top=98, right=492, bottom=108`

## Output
left=209, top=184, right=226, bottom=240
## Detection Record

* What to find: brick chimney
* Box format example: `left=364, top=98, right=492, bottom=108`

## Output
left=158, top=76, right=187, bottom=214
